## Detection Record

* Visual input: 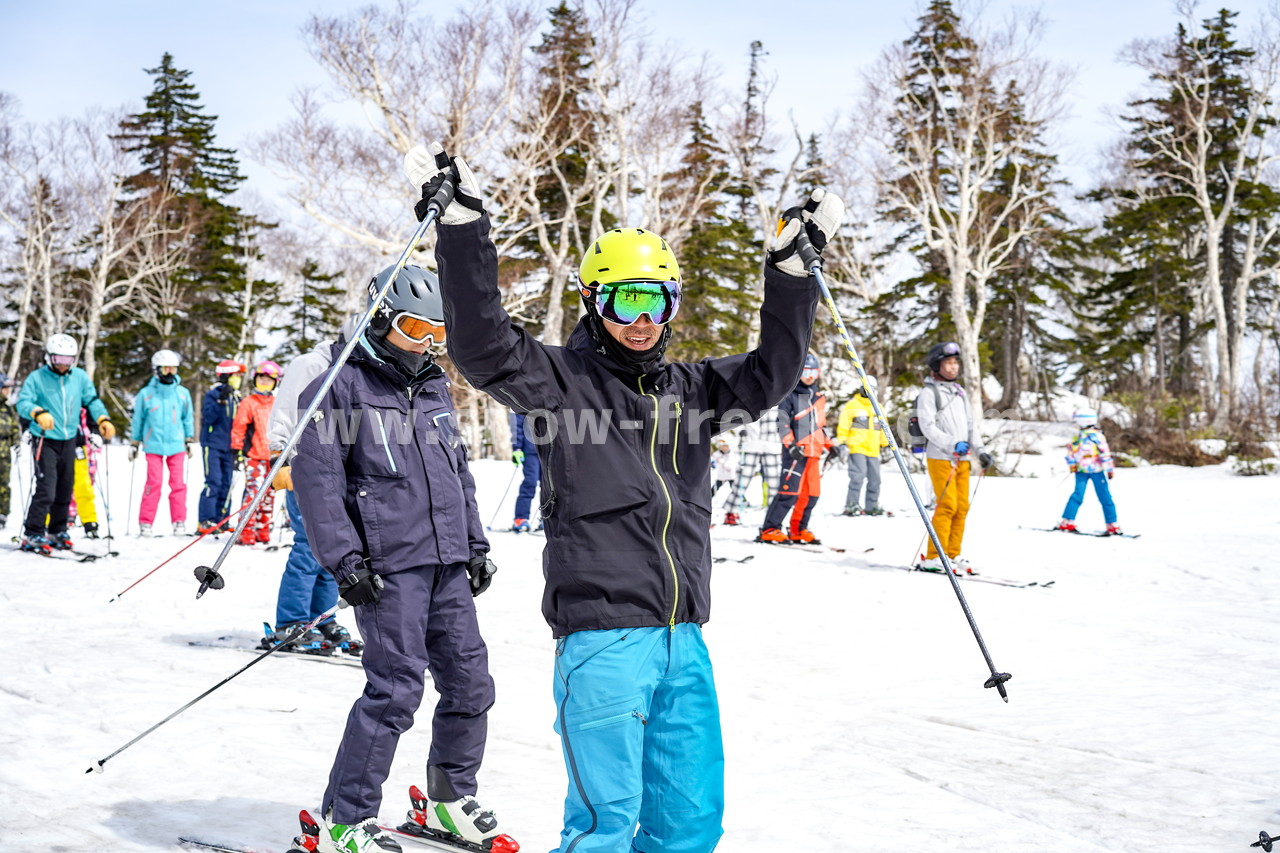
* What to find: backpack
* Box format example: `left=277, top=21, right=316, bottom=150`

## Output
left=906, top=384, right=943, bottom=453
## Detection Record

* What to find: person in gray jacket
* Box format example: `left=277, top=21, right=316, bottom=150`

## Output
left=915, top=341, right=993, bottom=573
left=292, top=265, right=505, bottom=853
left=262, top=315, right=362, bottom=656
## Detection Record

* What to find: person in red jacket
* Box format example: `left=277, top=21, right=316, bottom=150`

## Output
left=758, top=353, right=833, bottom=544
left=231, top=360, right=281, bottom=545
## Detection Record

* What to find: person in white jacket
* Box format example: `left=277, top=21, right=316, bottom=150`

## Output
left=722, top=407, right=782, bottom=526
left=915, top=342, right=993, bottom=573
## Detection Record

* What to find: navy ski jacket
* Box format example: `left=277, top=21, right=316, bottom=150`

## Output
left=201, top=383, right=238, bottom=449
left=435, top=215, right=819, bottom=637
left=292, top=339, right=489, bottom=582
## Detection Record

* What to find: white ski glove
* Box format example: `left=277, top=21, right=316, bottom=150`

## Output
left=768, top=188, right=846, bottom=277
left=404, top=142, right=484, bottom=225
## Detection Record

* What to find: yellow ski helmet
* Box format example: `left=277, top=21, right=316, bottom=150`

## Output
left=578, top=228, right=681, bottom=295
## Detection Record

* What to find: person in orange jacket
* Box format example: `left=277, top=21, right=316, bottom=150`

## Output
left=231, top=360, right=281, bottom=545
left=758, top=353, right=833, bottom=544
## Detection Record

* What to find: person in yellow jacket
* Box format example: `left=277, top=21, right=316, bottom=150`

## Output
left=836, top=375, right=888, bottom=516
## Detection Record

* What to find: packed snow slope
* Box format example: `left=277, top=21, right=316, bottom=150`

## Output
left=1, top=439, right=1277, bottom=853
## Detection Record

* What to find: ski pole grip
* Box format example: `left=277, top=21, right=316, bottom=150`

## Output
left=426, top=148, right=458, bottom=220
left=794, top=222, right=822, bottom=272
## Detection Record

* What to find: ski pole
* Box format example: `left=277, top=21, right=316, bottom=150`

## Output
left=485, top=464, right=522, bottom=531
left=193, top=162, right=459, bottom=599
left=792, top=224, right=1012, bottom=701
left=125, top=450, right=137, bottom=537
left=1253, top=830, right=1279, bottom=851
left=87, top=601, right=347, bottom=774
left=108, top=504, right=246, bottom=603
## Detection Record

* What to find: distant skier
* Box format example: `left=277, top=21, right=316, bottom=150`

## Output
left=130, top=349, right=194, bottom=536
left=15, top=334, right=117, bottom=553
left=69, top=407, right=104, bottom=538
left=836, top=375, right=888, bottom=515
left=406, top=140, right=837, bottom=853
left=263, top=317, right=361, bottom=656
left=723, top=406, right=782, bottom=526
left=510, top=411, right=541, bottom=532
left=758, top=353, right=833, bottom=545
left=1056, top=409, right=1122, bottom=535
left=198, top=359, right=245, bottom=533
left=293, top=263, right=502, bottom=853
left=231, top=361, right=280, bottom=546
left=0, top=373, right=19, bottom=529
left=914, top=342, right=993, bottom=573
left=711, top=436, right=738, bottom=506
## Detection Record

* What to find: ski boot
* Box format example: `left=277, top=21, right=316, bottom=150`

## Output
left=49, top=531, right=73, bottom=551
left=197, top=519, right=223, bottom=536
left=83, top=522, right=100, bottom=539
left=722, top=512, right=741, bottom=526
left=1056, top=518, right=1077, bottom=532
left=841, top=504, right=862, bottom=517
left=789, top=529, right=821, bottom=545
left=399, top=767, right=520, bottom=852
left=755, top=528, right=787, bottom=544
left=952, top=555, right=975, bottom=575
left=173, top=522, right=186, bottom=536
left=260, top=622, right=334, bottom=656
left=1105, top=523, right=1123, bottom=536
left=319, top=620, right=364, bottom=657
left=512, top=517, right=530, bottom=533
left=20, top=533, right=53, bottom=555
left=916, top=555, right=946, bottom=572
left=286, top=809, right=321, bottom=853
left=320, top=810, right=402, bottom=853
left=864, top=506, right=887, bottom=517
left=139, top=523, right=154, bottom=538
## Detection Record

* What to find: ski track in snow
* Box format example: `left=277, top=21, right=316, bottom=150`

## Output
left=2, top=438, right=1278, bottom=852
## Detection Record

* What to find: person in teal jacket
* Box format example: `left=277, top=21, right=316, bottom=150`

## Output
left=130, top=349, right=195, bottom=536
left=16, top=334, right=116, bottom=553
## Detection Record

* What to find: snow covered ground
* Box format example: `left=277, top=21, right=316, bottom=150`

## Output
left=2, top=438, right=1279, bottom=852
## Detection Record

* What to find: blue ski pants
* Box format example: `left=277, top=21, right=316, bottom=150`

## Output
left=552, top=624, right=724, bottom=853
left=274, top=490, right=338, bottom=628
left=1063, top=471, right=1117, bottom=524
left=514, top=447, right=541, bottom=521
left=323, top=563, right=495, bottom=824
left=198, top=445, right=236, bottom=524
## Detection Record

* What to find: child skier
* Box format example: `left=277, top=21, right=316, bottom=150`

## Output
left=1057, top=409, right=1122, bottom=535
left=198, top=359, right=245, bottom=533
left=710, top=437, right=737, bottom=506
left=231, top=360, right=281, bottom=546
left=914, top=342, right=993, bottom=572
left=70, top=408, right=104, bottom=537
left=263, top=317, right=362, bottom=656
left=836, top=375, right=888, bottom=515
left=130, top=349, right=194, bottom=536
left=293, top=263, right=503, bottom=853
left=16, top=334, right=117, bottom=553
left=758, top=353, right=833, bottom=545
left=510, top=411, right=541, bottom=531
left=407, top=141, right=838, bottom=853
left=723, top=406, right=781, bottom=525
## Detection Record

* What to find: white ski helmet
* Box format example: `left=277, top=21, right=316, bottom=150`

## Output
left=151, top=349, right=182, bottom=369
left=859, top=375, right=879, bottom=396
left=45, top=334, right=78, bottom=358
left=1073, top=409, right=1098, bottom=429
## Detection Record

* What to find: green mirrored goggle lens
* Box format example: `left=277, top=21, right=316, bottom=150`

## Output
left=595, top=281, right=681, bottom=326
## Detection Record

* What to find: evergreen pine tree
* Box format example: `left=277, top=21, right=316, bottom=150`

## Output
left=270, top=258, right=346, bottom=363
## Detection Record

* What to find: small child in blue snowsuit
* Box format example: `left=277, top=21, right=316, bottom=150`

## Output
left=1056, top=409, right=1122, bottom=536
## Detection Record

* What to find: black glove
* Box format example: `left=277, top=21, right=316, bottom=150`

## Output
left=979, top=451, right=994, bottom=469
left=837, top=444, right=851, bottom=461
left=128, top=442, right=140, bottom=462
left=337, top=563, right=384, bottom=608
left=787, top=444, right=806, bottom=462
left=217, top=383, right=233, bottom=401
left=404, top=143, right=484, bottom=225
left=467, top=553, right=497, bottom=598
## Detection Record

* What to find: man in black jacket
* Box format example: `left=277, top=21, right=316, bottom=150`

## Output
left=406, top=142, right=842, bottom=853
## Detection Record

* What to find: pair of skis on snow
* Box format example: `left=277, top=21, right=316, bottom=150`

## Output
left=179, top=786, right=519, bottom=853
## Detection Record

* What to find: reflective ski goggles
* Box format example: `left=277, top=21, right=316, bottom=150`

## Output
left=593, top=280, right=681, bottom=326
left=393, top=311, right=446, bottom=345
left=939, top=342, right=960, bottom=357
left=48, top=355, right=75, bottom=367
left=801, top=366, right=820, bottom=383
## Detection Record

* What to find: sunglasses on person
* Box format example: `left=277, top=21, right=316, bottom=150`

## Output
left=593, top=280, right=681, bottom=326
left=392, top=311, right=447, bottom=345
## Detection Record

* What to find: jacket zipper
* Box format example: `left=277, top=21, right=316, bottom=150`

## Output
left=638, top=376, right=678, bottom=630
left=372, top=410, right=398, bottom=473
left=671, top=400, right=681, bottom=476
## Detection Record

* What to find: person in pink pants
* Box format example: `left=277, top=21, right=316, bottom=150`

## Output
left=130, top=349, right=195, bottom=536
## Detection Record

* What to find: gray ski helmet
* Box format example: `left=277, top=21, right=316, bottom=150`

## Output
left=804, top=353, right=820, bottom=371
left=926, top=341, right=961, bottom=374
left=367, top=264, right=445, bottom=340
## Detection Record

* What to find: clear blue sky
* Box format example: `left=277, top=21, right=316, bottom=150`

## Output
left=0, top=0, right=1272, bottom=198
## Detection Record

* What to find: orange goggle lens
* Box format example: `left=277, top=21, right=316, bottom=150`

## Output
left=393, top=312, right=446, bottom=344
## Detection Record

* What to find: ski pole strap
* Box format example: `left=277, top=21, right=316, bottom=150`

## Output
left=793, top=216, right=823, bottom=271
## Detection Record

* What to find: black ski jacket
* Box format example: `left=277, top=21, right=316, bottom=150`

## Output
left=435, top=215, right=819, bottom=637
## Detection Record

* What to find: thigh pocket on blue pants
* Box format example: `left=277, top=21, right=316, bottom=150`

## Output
left=563, top=703, right=646, bottom=805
